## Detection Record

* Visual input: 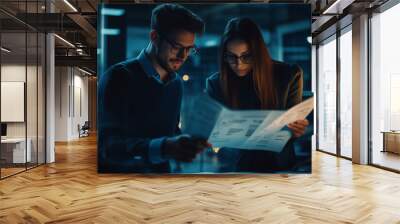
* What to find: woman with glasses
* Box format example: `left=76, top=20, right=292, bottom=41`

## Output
left=206, top=17, right=309, bottom=172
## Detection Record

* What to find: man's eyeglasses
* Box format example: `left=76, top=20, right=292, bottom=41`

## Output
left=162, top=37, right=199, bottom=56
left=224, top=53, right=253, bottom=64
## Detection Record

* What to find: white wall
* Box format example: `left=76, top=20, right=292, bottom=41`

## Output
left=55, top=66, right=89, bottom=141
left=1, top=65, right=28, bottom=140
left=55, top=66, right=69, bottom=141
left=1, top=65, right=40, bottom=137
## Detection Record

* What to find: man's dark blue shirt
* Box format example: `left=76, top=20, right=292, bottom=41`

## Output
left=98, top=50, right=182, bottom=172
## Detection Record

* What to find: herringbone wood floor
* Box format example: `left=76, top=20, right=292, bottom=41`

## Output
left=1, top=135, right=400, bottom=224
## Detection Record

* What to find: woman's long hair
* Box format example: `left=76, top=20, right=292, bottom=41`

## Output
left=219, top=17, right=277, bottom=109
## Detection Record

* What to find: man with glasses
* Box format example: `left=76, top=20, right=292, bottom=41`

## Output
left=98, top=4, right=210, bottom=173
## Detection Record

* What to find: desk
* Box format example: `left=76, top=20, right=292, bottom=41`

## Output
left=1, top=138, right=31, bottom=163
left=381, top=131, right=400, bottom=154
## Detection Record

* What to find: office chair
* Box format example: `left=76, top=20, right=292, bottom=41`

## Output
left=79, top=121, right=90, bottom=138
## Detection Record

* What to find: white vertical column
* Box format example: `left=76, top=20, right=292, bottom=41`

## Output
left=352, top=14, right=369, bottom=164
left=46, top=33, right=55, bottom=163
left=46, top=1, right=55, bottom=163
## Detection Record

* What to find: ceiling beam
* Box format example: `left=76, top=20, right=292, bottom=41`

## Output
left=55, top=55, right=96, bottom=73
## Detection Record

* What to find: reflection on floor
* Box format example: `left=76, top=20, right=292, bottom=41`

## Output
left=0, top=162, right=42, bottom=178
left=372, top=150, right=400, bottom=171
left=0, top=167, right=25, bottom=178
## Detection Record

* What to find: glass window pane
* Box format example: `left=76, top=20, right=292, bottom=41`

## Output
left=371, top=3, right=400, bottom=171
left=340, top=29, right=352, bottom=158
left=317, top=36, right=337, bottom=154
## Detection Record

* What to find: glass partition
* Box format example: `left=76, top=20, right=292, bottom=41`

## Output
left=1, top=30, right=28, bottom=177
left=0, top=1, right=46, bottom=179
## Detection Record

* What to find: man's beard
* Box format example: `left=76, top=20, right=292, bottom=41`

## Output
left=155, top=45, right=175, bottom=73
left=155, top=56, right=170, bottom=73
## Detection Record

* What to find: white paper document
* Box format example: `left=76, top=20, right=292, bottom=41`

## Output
left=183, top=94, right=314, bottom=152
